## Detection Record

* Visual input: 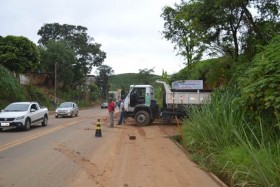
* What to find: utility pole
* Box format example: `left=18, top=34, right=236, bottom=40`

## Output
left=54, top=62, right=76, bottom=107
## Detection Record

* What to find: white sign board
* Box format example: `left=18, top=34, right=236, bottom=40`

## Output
left=172, top=80, right=203, bottom=90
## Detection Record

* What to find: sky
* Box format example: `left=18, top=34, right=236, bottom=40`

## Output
left=0, top=0, right=185, bottom=76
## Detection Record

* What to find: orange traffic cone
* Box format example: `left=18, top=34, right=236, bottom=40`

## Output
left=95, top=119, right=102, bottom=137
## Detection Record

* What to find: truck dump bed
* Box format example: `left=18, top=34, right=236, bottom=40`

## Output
left=156, top=80, right=212, bottom=106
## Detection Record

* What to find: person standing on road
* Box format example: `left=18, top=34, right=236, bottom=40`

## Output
left=117, top=98, right=122, bottom=111
left=108, top=98, right=115, bottom=127
left=118, top=99, right=126, bottom=125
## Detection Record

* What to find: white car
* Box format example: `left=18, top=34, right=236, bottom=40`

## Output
left=100, top=102, right=108, bottom=109
left=0, top=102, right=48, bottom=131
left=55, top=102, right=79, bottom=118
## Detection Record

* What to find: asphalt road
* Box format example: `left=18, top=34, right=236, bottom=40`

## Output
left=0, top=107, right=226, bottom=187
left=0, top=107, right=107, bottom=187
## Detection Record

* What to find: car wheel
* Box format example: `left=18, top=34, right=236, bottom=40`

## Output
left=42, top=115, right=48, bottom=126
left=23, top=118, right=31, bottom=131
left=135, top=111, right=150, bottom=126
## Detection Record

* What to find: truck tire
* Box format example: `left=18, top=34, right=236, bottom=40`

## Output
left=42, top=114, right=48, bottom=126
left=135, top=111, right=150, bottom=126
left=23, top=118, right=31, bottom=131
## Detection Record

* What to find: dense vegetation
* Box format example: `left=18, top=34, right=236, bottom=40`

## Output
left=109, top=73, right=160, bottom=93
left=37, top=23, right=106, bottom=99
left=0, top=63, right=98, bottom=110
left=0, top=35, right=40, bottom=75
left=161, top=1, right=280, bottom=186
left=0, top=65, right=25, bottom=108
left=0, top=65, right=51, bottom=109
left=183, top=89, right=280, bottom=186
left=0, top=63, right=159, bottom=110
left=0, top=23, right=107, bottom=109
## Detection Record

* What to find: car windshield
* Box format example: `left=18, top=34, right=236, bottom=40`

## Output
left=59, top=102, right=73, bottom=108
left=4, top=103, right=29, bottom=112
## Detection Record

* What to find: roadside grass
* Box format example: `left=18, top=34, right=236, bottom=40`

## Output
left=230, top=124, right=280, bottom=186
left=181, top=89, right=280, bottom=186
left=182, top=89, right=243, bottom=154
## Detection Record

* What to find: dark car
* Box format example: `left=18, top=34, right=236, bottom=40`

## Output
left=100, top=102, right=108, bottom=109
left=55, top=102, right=79, bottom=118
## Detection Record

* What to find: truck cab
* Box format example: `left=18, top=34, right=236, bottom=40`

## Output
left=124, top=85, right=159, bottom=126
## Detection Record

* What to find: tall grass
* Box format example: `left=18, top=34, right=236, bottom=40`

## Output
left=182, top=89, right=244, bottom=154
left=229, top=122, right=280, bottom=186
left=182, top=89, right=280, bottom=186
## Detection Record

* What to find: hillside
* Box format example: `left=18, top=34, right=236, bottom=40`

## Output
left=109, top=73, right=161, bottom=92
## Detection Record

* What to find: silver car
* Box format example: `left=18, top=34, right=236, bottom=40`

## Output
left=55, top=102, right=79, bottom=118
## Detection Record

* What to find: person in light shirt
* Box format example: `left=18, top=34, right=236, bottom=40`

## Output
left=118, top=99, right=126, bottom=125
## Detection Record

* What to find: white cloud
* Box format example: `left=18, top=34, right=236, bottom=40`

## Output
left=0, top=0, right=184, bottom=75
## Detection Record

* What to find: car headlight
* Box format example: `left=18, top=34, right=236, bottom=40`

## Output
left=67, top=110, right=71, bottom=112
left=15, top=116, right=25, bottom=120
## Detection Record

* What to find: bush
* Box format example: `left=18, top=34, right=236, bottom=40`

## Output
left=237, top=35, right=280, bottom=131
left=24, top=85, right=52, bottom=108
left=0, top=65, right=26, bottom=108
left=171, top=57, right=232, bottom=89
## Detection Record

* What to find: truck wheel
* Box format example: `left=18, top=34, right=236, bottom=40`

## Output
left=135, top=111, right=150, bottom=126
left=23, top=118, right=31, bottom=131
left=42, top=115, right=48, bottom=126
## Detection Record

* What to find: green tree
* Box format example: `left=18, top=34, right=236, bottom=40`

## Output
left=95, top=65, right=114, bottom=99
left=37, top=23, right=106, bottom=83
left=179, top=0, right=248, bottom=62
left=39, top=40, right=76, bottom=88
left=138, top=68, right=155, bottom=84
left=170, top=57, right=232, bottom=89
left=88, top=84, right=99, bottom=101
left=241, top=0, right=280, bottom=60
left=161, top=5, right=205, bottom=65
left=165, top=0, right=280, bottom=63
left=0, top=35, right=40, bottom=75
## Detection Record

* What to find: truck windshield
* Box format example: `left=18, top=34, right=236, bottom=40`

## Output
left=4, top=104, right=29, bottom=112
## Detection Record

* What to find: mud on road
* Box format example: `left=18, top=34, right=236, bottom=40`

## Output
left=65, top=113, right=227, bottom=187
